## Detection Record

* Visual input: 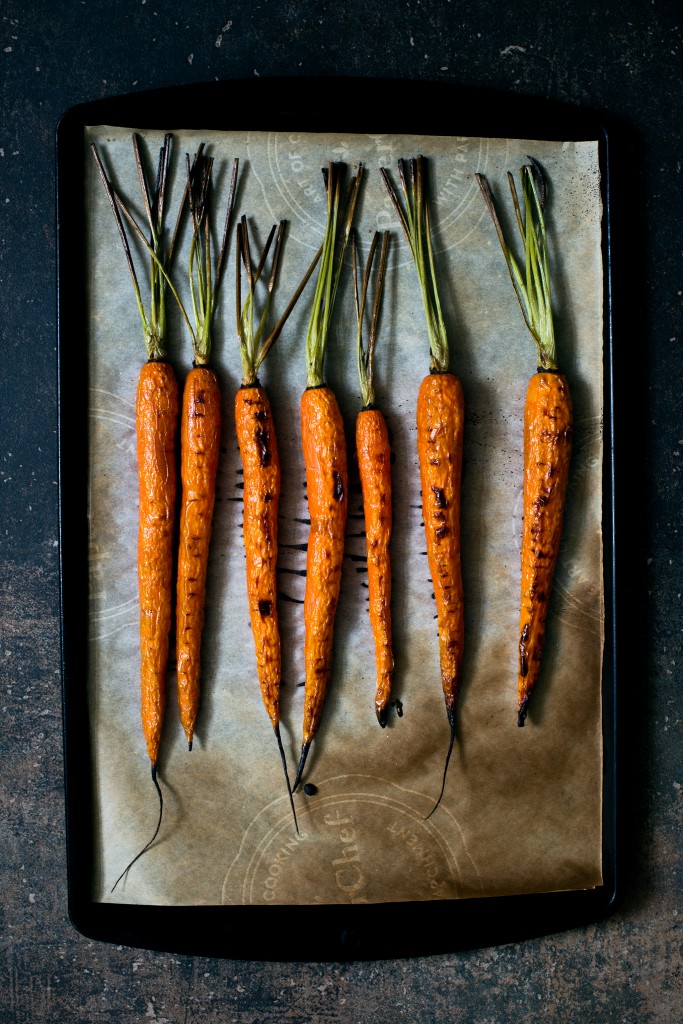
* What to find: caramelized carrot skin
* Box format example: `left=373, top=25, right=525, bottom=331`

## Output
left=416, top=371, right=465, bottom=716
left=518, top=371, right=573, bottom=723
left=176, top=366, right=222, bottom=746
left=136, top=359, right=179, bottom=765
left=235, top=384, right=282, bottom=728
left=301, top=385, right=348, bottom=746
left=356, top=407, right=394, bottom=724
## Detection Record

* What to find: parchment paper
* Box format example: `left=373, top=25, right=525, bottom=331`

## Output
left=84, top=127, right=604, bottom=906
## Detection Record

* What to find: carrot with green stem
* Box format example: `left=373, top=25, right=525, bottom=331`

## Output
left=175, top=150, right=239, bottom=750
left=351, top=229, right=394, bottom=726
left=293, top=162, right=364, bottom=791
left=476, top=160, right=573, bottom=727
left=235, top=214, right=321, bottom=831
left=91, top=133, right=183, bottom=886
left=381, top=156, right=464, bottom=816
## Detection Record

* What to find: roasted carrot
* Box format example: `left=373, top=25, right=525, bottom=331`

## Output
left=476, top=160, right=573, bottom=726
left=293, top=162, right=363, bottom=791
left=176, top=365, right=222, bottom=747
left=381, top=156, right=464, bottom=813
left=352, top=229, right=395, bottom=726
left=92, top=133, right=183, bottom=886
left=175, top=151, right=238, bottom=748
left=136, top=358, right=180, bottom=766
left=235, top=215, right=321, bottom=829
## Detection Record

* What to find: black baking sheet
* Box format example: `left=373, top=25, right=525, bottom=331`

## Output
left=57, top=78, right=619, bottom=959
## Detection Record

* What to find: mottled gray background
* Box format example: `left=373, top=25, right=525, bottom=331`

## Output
left=1, top=1, right=680, bottom=1021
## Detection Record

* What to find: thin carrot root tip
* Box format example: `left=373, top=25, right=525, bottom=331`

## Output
left=518, top=699, right=529, bottom=728
left=110, top=762, right=164, bottom=893
left=274, top=724, right=299, bottom=835
left=425, top=712, right=457, bottom=821
left=188, top=740, right=193, bottom=751
left=376, top=705, right=388, bottom=728
left=292, top=743, right=310, bottom=793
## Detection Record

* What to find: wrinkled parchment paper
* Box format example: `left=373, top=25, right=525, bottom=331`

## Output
left=84, top=127, right=604, bottom=906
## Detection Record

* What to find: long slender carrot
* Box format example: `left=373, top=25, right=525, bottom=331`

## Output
left=293, top=161, right=363, bottom=791
left=92, top=135, right=180, bottom=770
left=381, top=156, right=464, bottom=814
left=476, top=160, right=573, bottom=726
left=91, top=133, right=184, bottom=886
left=235, top=215, right=321, bottom=829
left=352, top=230, right=395, bottom=726
left=136, top=358, right=179, bottom=766
left=175, top=151, right=239, bottom=749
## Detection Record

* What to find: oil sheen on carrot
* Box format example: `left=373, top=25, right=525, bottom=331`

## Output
left=136, top=358, right=179, bottom=767
left=518, top=370, right=573, bottom=724
left=301, top=385, right=348, bottom=748
left=235, top=383, right=282, bottom=728
left=416, top=370, right=465, bottom=719
left=176, top=365, right=222, bottom=748
left=356, top=406, right=394, bottom=725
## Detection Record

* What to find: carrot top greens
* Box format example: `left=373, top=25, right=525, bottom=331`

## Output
left=305, top=162, right=363, bottom=389
left=351, top=229, right=390, bottom=410
left=380, top=156, right=449, bottom=375
left=91, top=133, right=178, bottom=362
left=185, top=151, right=238, bottom=366
left=476, top=160, right=558, bottom=371
left=236, top=217, right=321, bottom=388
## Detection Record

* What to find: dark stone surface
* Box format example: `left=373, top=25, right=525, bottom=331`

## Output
left=1, top=0, right=680, bottom=1020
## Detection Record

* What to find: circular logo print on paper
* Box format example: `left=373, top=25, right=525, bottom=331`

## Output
left=251, top=132, right=497, bottom=261
left=222, top=774, right=471, bottom=906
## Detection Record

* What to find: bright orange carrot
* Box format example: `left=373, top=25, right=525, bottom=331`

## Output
left=235, top=215, right=321, bottom=829
left=235, top=382, right=281, bottom=726
left=92, top=134, right=184, bottom=887
left=175, top=151, right=238, bottom=748
left=518, top=371, right=572, bottom=723
left=352, top=230, right=395, bottom=726
left=416, top=370, right=465, bottom=730
left=293, top=161, right=363, bottom=791
left=176, top=366, right=222, bottom=747
left=136, top=359, right=180, bottom=766
left=477, top=160, right=573, bottom=725
left=381, top=156, right=464, bottom=813
left=92, top=134, right=180, bottom=775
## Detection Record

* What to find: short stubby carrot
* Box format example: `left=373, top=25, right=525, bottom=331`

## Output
left=356, top=407, right=394, bottom=725
left=136, top=358, right=180, bottom=768
left=234, top=383, right=282, bottom=728
left=176, top=365, right=222, bottom=748
left=300, top=385, right=349, bottom=757
left=416, top=371, right=465, bottom=727
left=518, top=370, right=572, bottom=725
